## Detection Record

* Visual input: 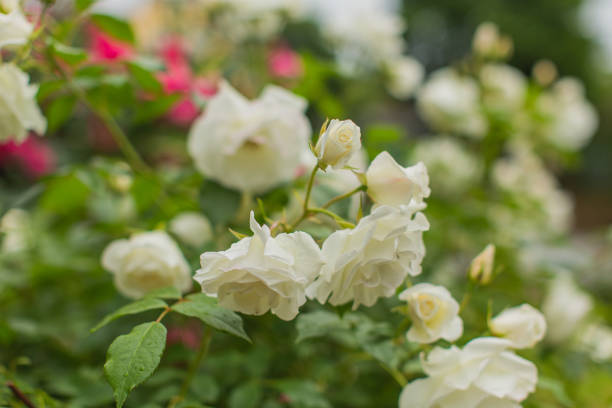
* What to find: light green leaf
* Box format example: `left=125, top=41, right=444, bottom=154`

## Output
left=127, top=59, right=162, bottom=93
left=91, top=14, right=134, bottom=44
left=144, top=286, right=183, bottom=300
left=172, top=293, right=250, bottom=342
left=91, top=297, right=167, bottom=333
left=50, top=40, right=88, bottom=65
left=46, top=94, right=77, bottom=133
left=104, top=322, right=167, bottom=408
left=295, top=311, right=349, bottom=343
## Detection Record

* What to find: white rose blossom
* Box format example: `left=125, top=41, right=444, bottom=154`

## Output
left=314, top=119, right=361, bottom=170
left=399, top=283, right=463, bottom=344
left=489, top=303, right=547, bottom=349
left=187, top=81, right=311, bottom=193
left=194, top=212, right=323, bottom=321
left=399, top=337, right=538, bottom=408
left=0, top=0, right=33, bottom=49
left=102, top=231, right=193, bottom=299
left=479, top=63, right=527, bottom=111
left=307, top=202, right=429, bottom=309
left=366, top=151, right=430, bottom=206
left=0, top=208, right=30, bottom=252
left=385, top=55, right=424, bottom=99
left=417, top=68, right=487, bottom=138
left=169, top=212, right=213, bottom=248
left=542, top=271, right=593, bottom=343
left=0, top=64, right=47, bottom=143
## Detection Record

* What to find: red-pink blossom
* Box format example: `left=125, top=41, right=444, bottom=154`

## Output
left=0, top=137, right=56, bottom=178
left=268, top=45, right=303, bottom=78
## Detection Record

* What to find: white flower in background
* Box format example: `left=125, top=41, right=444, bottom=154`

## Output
left=578, top=323, right=612, bottom=362
left=537, top=77, right=598, bottom=150
left=399, top=337, right=538, bottom=408
left=399, top=283, right=463, bottom=344
left=0, top=64, right=47, bottom=143
left=188, top=82, right=311, bottom=193
left=0, top=208, right=30, bottom=252
left=307, top=202, right=429, bottom=309
left=489, top=304, right=547, bottom=349
left=366, top=151, right=430, bottom=206
left=101, top=231, right=192, bottom=299
left=542, top=271, right=593, bottom=343
left=417, top=68, right=487, bottom=138
left=169, top=212, right=213, bottom=248
left=469, top=244, right=496, bottom=285
left=492, top=142, right=573, bottom=236
left=314, top=119, right=361, bottom=170
left=305, top=0, right=404, bottom=71
left=479, top=63, right=527, bottom=111
left=412, top=137, right=482, bottom=195
left=385, top=55, right=424, bottom=99
left=195, top=212, right=322, bottom=321
left=471, top=21, right=513, bottom=59
left=0, top=0, right=33, bottom=49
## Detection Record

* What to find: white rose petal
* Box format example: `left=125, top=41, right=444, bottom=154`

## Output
left=385, top=55, right=424, bottom=99
left=187, top=81, right=311, bottom=193
left=314, top=119, right=361, bottom=170
left=399, top=283, right=463, bottom=344
left=194, top=212, right=322, bottom=321
left=399, top=337, right=537, bottom=408
left=0, top=64, right=47, bottom=143
left=490, top=303, right=547, bottom=349
left=307, top=202, right=429, bottom=309
left=101, top=231, right=192, bottom=299
left=479, top=63, right=527, bottom=111
left=169, top=212, right=213, bottom=248
left=0, top=208, right=30, bottom=252
left=366, top=151, right=430, bottom=206
left=0, top=0, right=33, bottom=50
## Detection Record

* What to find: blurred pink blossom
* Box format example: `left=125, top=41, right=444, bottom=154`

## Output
left=166, top=323, right=201, bottom=350
left=268, top=45, right=303, bottom=78
left=0, top=137, right=56, bottom=178
left=88, top=26, right=133, bottom=62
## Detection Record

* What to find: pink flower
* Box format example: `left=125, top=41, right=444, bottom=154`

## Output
left=157, top=37, right=218, bottom=125
left=0, top=136, right=56, bottom=178
left=268, top=45, right=303, bottom=78
left=88, top=26, right=133, bottom=63
left=166, top=323, right=201, bottom=350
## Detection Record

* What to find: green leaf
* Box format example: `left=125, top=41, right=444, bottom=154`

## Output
left=127, top=57, right=164, bottom=93
left=538, top=377, right=574, bottom=407
left=295, top=311, right=349, bottom=343
left=41, top=173, right=91, bottom=214
left=172, top=293, right=250, bottom=342
left=76, top=0, right=96, bottom=12
left=104, top=322, right=167, bottom=408
left=50, top=40, right=87, bottom=65
left=228, top=381, right=263, bottom=408
left=273, top=380, right=332, bottom=408
left=45, top=95, right=77, bottom=133
left=199, top=180, right=241, bottom=225
left=144, top=286, right=183, bottom=300
left=91, top=298, right=167, bottom=333
left=91, top=14, right=134, bottom=44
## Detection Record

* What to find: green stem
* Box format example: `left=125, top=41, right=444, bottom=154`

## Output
left=172, top=326, right=214, bottom=406
left=309, top=207, right=355, bottom=228
left=287, top=164, right=319, bottom=231
left=322, top=185, right=366, bottom=209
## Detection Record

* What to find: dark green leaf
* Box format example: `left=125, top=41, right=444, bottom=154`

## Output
left=91, top=298, right=168, bottom=333
left=295, top=311, right=349, bottom=343
left=45, top=95, right=77, bottom=133
left=199, top=180, right=241, bottom=225
left=172, top=293, right=250, bottom=342
left=104, top=322, right=167, bottom=408
left=91, top=14, right=134, bottom=44
left=127, top=59, right=162, bottom=93
left=41, top=173, right=91, bottom=214
left=273, top=380, right=332, bottom=408
left=228, top=381, right=262, bottom=408
left=144, top=286, right=183, bottom=300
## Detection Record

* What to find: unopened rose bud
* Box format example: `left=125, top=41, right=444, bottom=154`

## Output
left=472, top=22, right=499, bottom=57
left=469, top=244, right=495, bottom=284
left=314, top=119, right=361, bottom=170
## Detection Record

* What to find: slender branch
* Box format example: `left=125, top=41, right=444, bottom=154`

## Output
left=303, top=164, right=319, bottom=213
left=321, top=185, right=366, bottom=209
left=170, top=326, right=214, bottom=407
left=6, top=382, right=36, bottom=408
left=155, top=307, right=172, bottom=323
left=309, top=207, right=355, bottom=228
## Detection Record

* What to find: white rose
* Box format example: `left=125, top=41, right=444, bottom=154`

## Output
left=411, top=137, right=482, bottom=195
left=479, top=64, right=527, bottom=110
left=0, top=64, right=47, bottom=143
left=0, top=208, right=30, bottom=252
left=385, top=55, right=424, bottom=99
left=469, top=244, right=496, bottom=285
left=399, top=283, right=463, bottom=344
left=366, top=151, right=430, bottom=206
left=307, top=202, right=429, bottom=309
left=417, top=68, right=487, bottom=138
left=489, top=304, right=546, bottom=349
left=169, top=212, right=213, bottom=248
left=0, top=0, right=33, bottom=49
left=101, top=231, right=192, bottom=299
left=399, top=337, right=537, bottom=408
left=578, top=323, right=612, bottom=362
left=542, top=271, right=593, bottom=343
left=314, top=119, right=361, bottom=170
left=187, top=81, right=311, bottom=193
left=537, top=77, right=598, bottom=151
left=194, top=212, right=322, bottom=321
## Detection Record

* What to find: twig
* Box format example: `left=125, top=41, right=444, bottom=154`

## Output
left=6, top=382, right=36, bottom=408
